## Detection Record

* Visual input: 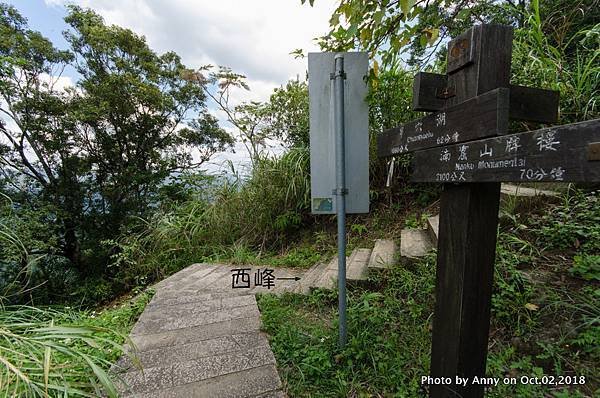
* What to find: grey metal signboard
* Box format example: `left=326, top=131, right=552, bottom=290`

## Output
left=308, top=52, right=369, bottom=214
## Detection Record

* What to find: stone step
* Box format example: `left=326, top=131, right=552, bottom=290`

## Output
left=312, top=257, right=342, bottom=290
left=148, top=291, right=248, bottom=309
left=121, top=364, right=282, bottom=398
left=176, top=265, right=233, bottom=292
left=153, top=263, right=211, bottom=290
left=367, top=239, right=397, bottom=270
left=156, top=265, right=221, bottom=293
left=116, top=332, right=269, bottom=371
left=346, top=248, right=371, bottom=282
left=311, top=249, right=371, bottom=290
left=131, top=304, right=260, bottom=336
left=116, top=346, right=276, bottom=395
left=400, top=229, right=434, bottom=260
left=129, top=316, right=262, bottom=352
left=500, top=183, right=559, bottom=198
left=293, top=261, right=330, bottom=294
left=427, top=215, right=439, bottom=246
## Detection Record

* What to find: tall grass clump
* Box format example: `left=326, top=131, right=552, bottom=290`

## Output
left=201, top=147, right=311, bottom=248
left=110, top=147, right=311, bottom=288
left=511, top=0, right=599, bottom=123
left=0, top=208, right=135, bottom=397
left=0, top=306, right=129, bottom=397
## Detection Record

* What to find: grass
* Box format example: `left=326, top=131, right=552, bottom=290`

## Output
left=0, top=288, right=153, bottom=397
left=257, top=189, right=600, bottom=397
left=258, top=255, right=436, bottom=397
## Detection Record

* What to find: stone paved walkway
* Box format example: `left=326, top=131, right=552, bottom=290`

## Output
left=113, top=263, right=305, bottom=397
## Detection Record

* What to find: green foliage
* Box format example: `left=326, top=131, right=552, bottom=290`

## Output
left=511, top=0, right=599, bottom=123
left=403, top=212, right=428, bottom=229
left=1, top=190, right=151, bottom=396
left=304, top=0, right=523, bottom=67
left=0, top=307, right=120, bottom=397
left=257, top=254, right=436, bottom=397
left=350, top=223, right=367, bottom=235
left=195, top=147, right=311, bottom=247
left=568, top=287, right=600, bottom=356
left=571, top=254, right=600, bottom=281
left=0, top=289, right=152, bottom=397
left=262, top=79, right=309, bottom=148
left=532, top=190, right=600, bottom=253
left=368, top=65, right=418, bottom=132
left=109, top=148, right=311, bottom=288
left=493, top=233, right=537, bottom=335
left=0, top=4, right=232, bottom=288
left=0, top=194, right=75, bottom=304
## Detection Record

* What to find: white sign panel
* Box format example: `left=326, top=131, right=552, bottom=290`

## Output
left=308, top=52, right=369, bottom=214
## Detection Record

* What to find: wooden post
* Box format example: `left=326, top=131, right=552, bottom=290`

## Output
left=429, top=25, right=512, bottom=398
left=375, top=22, right=600, bottom=398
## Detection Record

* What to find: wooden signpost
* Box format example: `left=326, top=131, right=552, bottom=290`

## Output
left=377, top=24, right=600, bottom=398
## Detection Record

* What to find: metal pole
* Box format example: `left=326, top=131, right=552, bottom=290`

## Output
left=333, top=54, right=347, bottom=347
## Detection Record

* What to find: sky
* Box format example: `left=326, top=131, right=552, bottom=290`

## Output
left=4, top=0, right=337, bottom=174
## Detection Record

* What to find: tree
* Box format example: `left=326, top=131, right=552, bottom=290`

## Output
left=262, top=79, right=309, bottom=148
left=183, top=65, right=271, bottom=165
left=0, top=4, right=233, bottom=275
left=302, top=0, right=526, bottom=67
left=184, top=67, right=310, bottom=157
left=65, top=7, right=233, bottom=235
left=0, top=3, right=81, bottom=269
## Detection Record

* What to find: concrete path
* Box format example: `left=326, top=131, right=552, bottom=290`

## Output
left=113, top=245, right=399, bottom=397
left=113, top=263, right=304, bottom=397
left=500, top=183, right=560, bottom=198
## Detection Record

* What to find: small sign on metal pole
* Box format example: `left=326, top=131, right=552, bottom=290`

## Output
left=308, top=52, right=369, bottom=347
left=308, top=52, right=369, bottom=215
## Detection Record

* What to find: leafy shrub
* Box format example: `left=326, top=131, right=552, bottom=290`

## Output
left=532, top=190, right=600, bottom=253
left=266, top=246, right=323, bottom=268
left=0, top=306, right=120, bottom=397
left=492, top=236, right=537, bottom=336
left=568, top=287, right=600, bottom=356
left=511, top=0, right=599, bottom=124
left=0, top=285, right=152, bottom=397
left=571, top=253, right=600, bottom=281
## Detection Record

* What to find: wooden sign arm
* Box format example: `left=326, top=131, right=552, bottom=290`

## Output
left=412, top=72, right=560, bottom=124
left=378, top=88, right=510, bottom=157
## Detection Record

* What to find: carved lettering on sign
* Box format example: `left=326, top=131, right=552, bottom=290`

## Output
left=479, top=144, right=493, bottom=157
left=377, top=88, right=509, bottom=157
left=537, top=130, right=560, bottom=151
left=458, top=144, right=469, bottom=161
left=407, top=132, right=434, bottom=143
left=410, top=119, right=600, bottom=183
left=505, top=136, right=521, bottom=153
left=436, top=112, right=446, bottom=127
left=440, top=148, right=451, bottom=162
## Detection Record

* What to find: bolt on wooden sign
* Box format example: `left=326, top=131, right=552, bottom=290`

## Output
left=377, top=23, right=599, bottom=398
